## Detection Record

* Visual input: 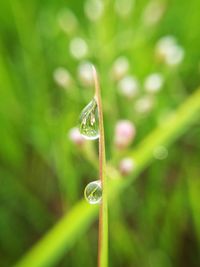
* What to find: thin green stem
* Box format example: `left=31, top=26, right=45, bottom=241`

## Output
left=93, top=66, right=108, bottom=267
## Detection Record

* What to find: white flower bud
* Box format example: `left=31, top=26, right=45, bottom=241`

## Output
left=69, top=37, right=88, bottom=60
left=77, top=61, right=94, bottom=86
left=118, top=75, right=139, bottom=98
left=144, top=73, right=164, bottom=93
left=84, top=0, right=104, bottom=21
left=155, top=36, right=185, bottom=66
left=165, top=45, right=184, bottom=66
left=57, top=9, right=78, bottom=35
left=115, top=0, right=135, bottom=18
left=111, top=56, right=130, bottom=80
left=119, top=157, right=135, bottom=176
left=134, top=96, right=154, bottom=114
left=142, top=0, right=165, bottom=26
left=53, top=67, right=72, bottom=89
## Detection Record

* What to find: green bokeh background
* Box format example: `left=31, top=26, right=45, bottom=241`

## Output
left=0, top=0, right=200, bottom=266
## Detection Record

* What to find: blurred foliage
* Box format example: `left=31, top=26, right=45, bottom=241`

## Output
left=0, top=0, right=200, bottom=267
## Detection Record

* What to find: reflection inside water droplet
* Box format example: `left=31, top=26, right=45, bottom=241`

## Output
left=84, top=180, right=102, bottom=204
left=79, top=98, right=99, bottom=140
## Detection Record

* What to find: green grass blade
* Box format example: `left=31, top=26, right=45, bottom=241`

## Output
left=93, top=66, right=108, bottom=267
left=15, top=201, right=98, bottom=267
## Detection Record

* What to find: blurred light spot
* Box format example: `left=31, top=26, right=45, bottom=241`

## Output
left=153, top=146, right=168, bottom=160
left=134, top=96, right=154, bottom=114
left=118, top=75, right=139, bottom=98
left=114, top=120, right=136, bottom=149
left=84, top=0, right=104, bottom=21
left=142, top=0, right=166, bottom=26
left=115, top=0, right=135, bottom=18
left=166, top=45, right=184, bottom=66
left=57, top=9, right=78, bottom=35
left=144, top=73, right=164, bottom=93
left=111, top=56, right=130, bottom=80
left=69, top=37, right=88, bottom=59
left=69, top=127, right=85, bottom=146
left=77, top=61, right=94, bottom=86
left=119, top=157, right=136, bottom=176
left=155, top=36, right=185, bottom=66
left=53, top=67, right=72, bottom=88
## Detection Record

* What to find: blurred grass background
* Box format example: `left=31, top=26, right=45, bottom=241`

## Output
left=0, top=0, right=200, bottom=266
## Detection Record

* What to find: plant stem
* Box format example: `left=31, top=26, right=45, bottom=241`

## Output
left=93, top=66, right=108, bottom=267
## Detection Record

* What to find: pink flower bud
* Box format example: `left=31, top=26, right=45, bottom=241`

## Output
left=119, top=157, right=135, bottom=176
left=114, top=120, right=136, bottom=149
left=68, top=127, right=85, bottom=146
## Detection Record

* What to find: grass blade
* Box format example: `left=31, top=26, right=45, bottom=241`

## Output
left=93, top=66, right=108, bottom=267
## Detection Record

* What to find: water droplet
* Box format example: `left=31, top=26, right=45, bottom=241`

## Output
left=79, top=98, right=99, bottom=140
left=84, top=180, right=102, bottom=204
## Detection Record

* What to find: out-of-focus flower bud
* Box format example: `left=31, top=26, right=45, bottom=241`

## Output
left=53, top=67, right=72, bottom=89
left=69, top=37, right=88, bottom=60
left=142, top=0, right=166, bottom=26
left=155, top=36, right=185, bottom=66
left=111, top=56, right=130, bottom=80
left=118, top=75, right=139, bottom=98
left=119, top=157, right=135, bottom=176
left=84, top=0, right=104, bottom=21
left=134, top=96, right=154, bottom=114
left=144, top=73, right=164, bottom=93
left=57, top=9, right=78, bottom=35
left=69, top=127, right=85, bottom=146
left=114, top=120, right=136, bottom=149
left=115, top=0, right=135, bottom=18
left=77, top=61, right=94, bottom=86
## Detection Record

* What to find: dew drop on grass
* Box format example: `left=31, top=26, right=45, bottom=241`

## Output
left=84, top=180, right=102, bottom=204
left=79, top=98, right=99, bottom=140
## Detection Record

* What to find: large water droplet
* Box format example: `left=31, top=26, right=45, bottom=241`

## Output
left=84, top=180, right=102, bottom=204
left=79, top=98, right=99, bottom=140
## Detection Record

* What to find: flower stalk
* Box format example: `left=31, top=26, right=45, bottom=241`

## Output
left=93, top=66, right=108, bottom=267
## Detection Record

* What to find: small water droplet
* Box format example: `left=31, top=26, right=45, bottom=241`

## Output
left=79, top=98, right=99, bottom=140
left=84, top=180, right=102, bottom=204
